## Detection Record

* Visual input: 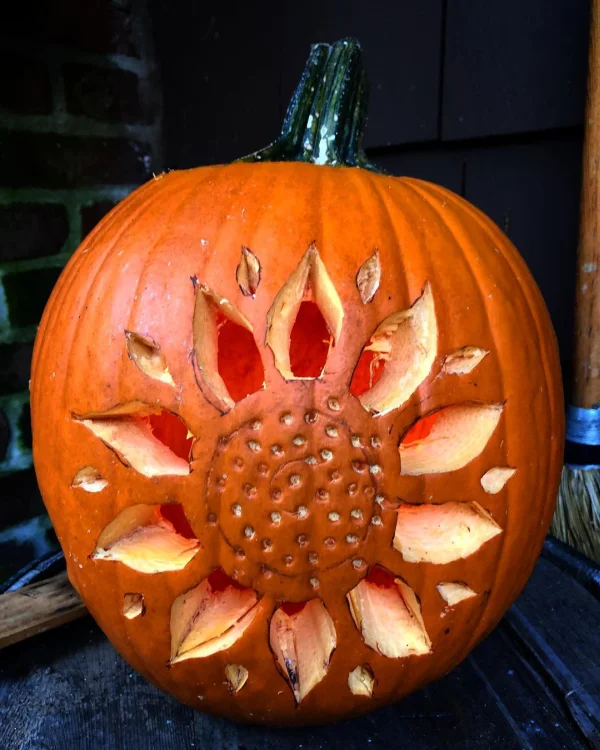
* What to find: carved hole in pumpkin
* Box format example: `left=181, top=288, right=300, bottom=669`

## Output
left=347, top=565, right=431, bottom=658
left=193, top=280, right=264, bottom=411
left=348, top=664, right=375, bottom=697
left=437, top=582, right=477, bottom=606
left=354, top=283, right=438, bottom=416
left=123, top=593, right=145, bottom=619
left=76, top=405, right=192, bottom=477
left=216, top=311, right=265, bottom=402
left=399, top=403, right=503, bottom=475
left=71, top=465, right=108, bottom=493
left=266, top=243, right=344, bottom=380
left=349, top=349, right=385, bottom=397
left=170, top=569, right=260, bottom=664
left=393, top=501, right=502, bottom=564
left=125, top=331, right=175, bottom=385
left=92, top=503, right=201, bottom=573
left=289, top=300, right=332, bottom=378
left=269, top=599, right=336, bottom=704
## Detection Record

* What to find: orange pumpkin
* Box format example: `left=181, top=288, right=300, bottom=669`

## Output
left=31, top=39, right=563, bottom=726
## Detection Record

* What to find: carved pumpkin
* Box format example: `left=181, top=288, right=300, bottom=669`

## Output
left=31, top=39, right=563, bottom=726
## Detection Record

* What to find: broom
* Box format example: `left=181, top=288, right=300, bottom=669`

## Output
left=551, top=0, right=600, bottom=561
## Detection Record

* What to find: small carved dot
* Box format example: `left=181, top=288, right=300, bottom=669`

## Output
left=305, top=410, right=319, bottom=424
left=310, top=577, right=320, bottom=589
left=328, top=511, right=340, bottom=522
left=271, top=444, right=283, bottom=456
left=297, top=534, right=309, bottom=547
left=296, top=505, right=308, bottom=519
left=327, top=398, right=340, bottom=411
left=289, top=474, right=301, bottom=487
left=371, top=515, right=383, bottom=526
left=232, top=504, right=242, bottom=517
left=217, top=474, right=227, bottom=487
left=350, top=509, right=363, bottom=521
left=352, top=558, right=364, bottom=569
left=243, top=483, right=257, bottom=498
left=329, top=470, right=341, bottom=482
left=351, top=435, right=362, bottom=448
left=247, top=440, right=261, bottom=453
left=250, top=420, right=262, bottom=431
left=207, top=513, right=217, bottom=525
left=262, top=567, right=272, bottom=578
left=284, top=554, right=293, bottom=566
left=308, top=552, right=319, bottom=564
left=270, top=512, right=281, bottom=524
left=316, top=488, right=329, bottom=501
left=258, top=463, right=269, bottom=475
left=375, top=493, right=386, bottom=505
left=292, top=435, right=306, bottom=446
left=370, top=464, right=382, bottom=475
left=234, top=457, right=244, bottom=469
left=280, top=413, right=293, bottom=425
left=262, top=538, right=272, bottom=551
left=244, top=526, right=255, bottom=539
left=346, top=534, right=358, bottom=544
left=325, top=425, right=338, bottom=438
left=218, top=435, right=229, bottom=448
left=371, top=436, right=382, bottom=449
left=324, top=537, right=336, bottom=549
left=234, top=546, right=245, bottom=559
left=348, top=483, right=358, bottom=496
left=363, top=486, right=375, bottom=497
left=304, top=455, right=317, bottom=465
left=271, top=488, right=282, bottom=502
left=320, top=449, right=333, bottom=461
left=352, top=461, right=367, bottom=473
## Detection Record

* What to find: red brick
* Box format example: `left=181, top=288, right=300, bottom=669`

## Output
left=0, top=132, right=152, bottom=188
left=64, top=63, right=146, bottom=123
left=0, top=203, right=69, bottom=261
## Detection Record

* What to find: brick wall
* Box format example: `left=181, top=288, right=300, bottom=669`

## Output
left=0, top=0, right=161, bottom=582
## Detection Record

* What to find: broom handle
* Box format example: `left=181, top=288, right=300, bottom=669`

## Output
left=574, top=0, right=600, bottom=409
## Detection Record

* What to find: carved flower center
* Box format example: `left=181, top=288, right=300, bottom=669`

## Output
left=207, top=403, right=384, bottom=579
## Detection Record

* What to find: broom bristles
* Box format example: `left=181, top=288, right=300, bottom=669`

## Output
left=551, top=465, right=600, bottom=563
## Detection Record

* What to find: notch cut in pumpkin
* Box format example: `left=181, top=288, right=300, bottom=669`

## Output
left=71, top=466, right=108, bottom=493
left=347, top=566, right=431, bottom=658
left=480, top=466, right=516, bottom=494
left=399, top=403, right=503, bottom=475
left=437, top=582, right=477, bottom=606
left=266, top=243, right=344, bottom=380
left=348, top=665, right=375, bottom=697
left=125, top=331, right=175, bottom=385
left=192, top=280, right=264, bottom=412
left=170, top=570, right=260, bottom=664
left=270, top=599, right=336, bottom=704
left=123, top=593, right=145, bottom=619
left=352, top=283, right=437, bottom=416
left=442, top=346, right=488, bottom=375
left=394, top=501, right=502, bottom=564
left=92, top=504, right=200, bottom=573
left=76, top=404, right=192, bottom=477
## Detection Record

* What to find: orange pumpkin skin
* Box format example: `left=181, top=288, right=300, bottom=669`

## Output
left=31, top=160, right=563, bottom=725
left=31, top=40, right=563, bottom=725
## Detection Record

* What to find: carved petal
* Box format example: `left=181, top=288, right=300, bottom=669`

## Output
left=356, top=250, right=381, bottom=304
left=266, top=243, right=344, bottom=379
left=347, top=567, right=431, bottom=658
left=348, top=665, right=375, bottom=697
left=236, top=246, right=261, bottom=297
left=170, top=572, right=259, bottom=663
left=437, top=582, right=477, bottom=606
left=225, top=664, right=249, bottom=693
left=125, top=331, right=175, bottom=385
left=92, top=504, right=200, bottom=573
left=399, top=403, right=503, bottom=475
left=358, top=283, right=437, bottom=416
left=270, top=600, right=336, bottom=704
left=72, top=466, right=108, bottom=492
left=481, top=467, right=516, bottom=494
left=394, top=501, right=502, bottom=563
left=442, top=346, right=488, bottom=375
left=193, top=280, right=263, bottom=412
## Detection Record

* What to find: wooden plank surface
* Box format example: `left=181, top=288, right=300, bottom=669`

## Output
left=442, top=0, right=589, bottom=140
left=0, top=571, right=86, bottom=649
left=0, top=554, right=596, bottom=749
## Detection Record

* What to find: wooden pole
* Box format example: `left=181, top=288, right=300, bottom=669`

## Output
left=573, top=0, right=600, bottom=409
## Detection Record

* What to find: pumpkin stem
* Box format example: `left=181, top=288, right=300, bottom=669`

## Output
left=240, top=38, right=376, bottom=170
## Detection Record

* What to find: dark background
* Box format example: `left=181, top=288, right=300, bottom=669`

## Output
left=0, top=0, right=590, bottom=580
